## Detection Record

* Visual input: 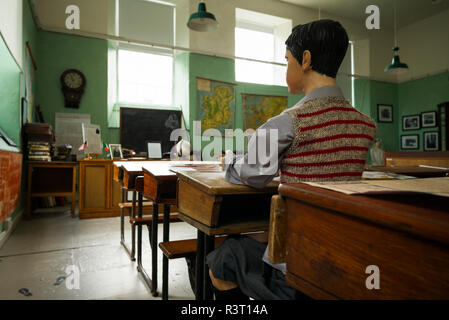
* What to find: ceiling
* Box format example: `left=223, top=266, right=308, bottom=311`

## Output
left=280, top=0, right=449, bottom=28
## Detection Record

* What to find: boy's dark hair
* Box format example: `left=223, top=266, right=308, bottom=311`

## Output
left=285, top=19, right=349, bottom=78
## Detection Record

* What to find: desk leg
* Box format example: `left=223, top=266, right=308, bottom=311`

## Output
left=162, top=204, right=170, bottom=300
left=137, top=192, right=143, bottom=268
left=71, top=166, right=76, bottom=218
left=120, top=187, right=125, bottom=243
left=204, top=235, right=215, bottom=300
left=136, top=192, right=155, bottom=295
left=131, top=191, right=136, bottom=260
left=151, top=203, right=159, bottom=296
left=195, top=230, right=205, bottom=300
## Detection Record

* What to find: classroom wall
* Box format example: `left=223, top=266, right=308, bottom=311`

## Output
left=187, top=52, right=303, bottom=154
left=397, top=9, right=449, bottom=83
left=398, top=71, right=449, bottom=151
left=0, top=0, right=39, bottom=230
left=36, top=31, right=115, bottom=155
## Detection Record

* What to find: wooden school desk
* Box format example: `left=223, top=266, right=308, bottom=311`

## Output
left=27, top=161, right=77, bottom=218
left=278, top=182, right=449, bottom=299
left=113, top=160, right=155, bottom=261
left=176, top=171, right=279, bottom=300
left=141, top=160, right=220, bottom=299
left=118, top=161, right=162, bottom=295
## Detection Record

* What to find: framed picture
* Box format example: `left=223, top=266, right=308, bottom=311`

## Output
left=377, top=104, right=393, bottom=123
left=424, top=131, right=439, bottom=151
left=147, top=141, right=162, bottom=159
left=401, top=135, right=419, bottom=150
left=109, top=144, right=123, bottom=159
left=421, top=111, right=437, bottom=128
left=402, top=115, right=420, bottom=131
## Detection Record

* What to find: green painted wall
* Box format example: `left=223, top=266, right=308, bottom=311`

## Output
left=36, top=31, right=113, bottom=156
left=187, top=53, right=303, bottom=156
left=398, top=71, right=449, bottom=151
left=354, top=77, right=398, bottom=161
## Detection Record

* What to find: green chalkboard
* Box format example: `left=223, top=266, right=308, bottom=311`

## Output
left=0, top=33, right=21, bottom=147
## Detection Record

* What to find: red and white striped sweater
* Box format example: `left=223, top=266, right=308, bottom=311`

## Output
left=280, top=96, right=377, bottom=183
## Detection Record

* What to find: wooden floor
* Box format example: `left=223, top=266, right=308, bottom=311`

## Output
left=0, top=202, right=197, bottom=300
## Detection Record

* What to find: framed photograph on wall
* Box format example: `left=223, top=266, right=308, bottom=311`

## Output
left=109, top=144, right=123, bottom=159
left=401, top=135, right=419, bottom=150
left=421, top=111, right=437, bottom=128
left=377, top=104, right=393, bottom=123
left=424, top=131, right=439, bottom=151
left=402, top=115, right=420, bottom=131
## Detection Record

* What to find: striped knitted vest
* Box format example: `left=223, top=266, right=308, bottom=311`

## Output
left=280, top=97, right=377, bottom=183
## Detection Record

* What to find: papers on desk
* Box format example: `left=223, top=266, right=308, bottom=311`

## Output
left=303, top=177, right=449, bottom=198
left=169, top=163, right=223, bottom=173
left=362, top=171, right=415, bottom=180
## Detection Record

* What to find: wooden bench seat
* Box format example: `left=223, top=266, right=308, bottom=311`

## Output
left=130, top=214, right=181, bottom=225
left=159, top=232, right=268, bottom=260
left=118, top=201, right=153, bottom=208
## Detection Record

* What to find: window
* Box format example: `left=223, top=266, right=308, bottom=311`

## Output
left=118, top=48, right=173, bottom=106
left=235, top=9, right=291, bottom=86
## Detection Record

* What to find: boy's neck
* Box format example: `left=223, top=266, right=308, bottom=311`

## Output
left=303, top=72, right=337, bottom=96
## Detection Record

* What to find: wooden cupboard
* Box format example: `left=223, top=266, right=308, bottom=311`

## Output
left=78, top=159, right=122, bottom=219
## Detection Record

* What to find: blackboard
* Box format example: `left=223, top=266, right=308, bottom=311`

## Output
left=120, top=107, right=182, bottom=154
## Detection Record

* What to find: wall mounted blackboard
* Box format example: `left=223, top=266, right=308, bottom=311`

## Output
left=120, top=107, right=182, bottom=155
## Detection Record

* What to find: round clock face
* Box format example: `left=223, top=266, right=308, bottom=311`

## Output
left=63, top=71, right=84, bottom=89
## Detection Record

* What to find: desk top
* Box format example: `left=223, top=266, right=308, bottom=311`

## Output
left=279, top=182, right=449, bottom=246
left=177, top=171, right=279, bottom=195
left=365, top=165, right=449, bottom=177
left=116, top=160, right=220, bottom=175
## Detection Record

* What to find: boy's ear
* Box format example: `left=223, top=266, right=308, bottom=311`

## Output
left=302, top=50, right=312, bottom=70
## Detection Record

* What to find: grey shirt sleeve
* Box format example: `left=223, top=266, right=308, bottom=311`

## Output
left=224, top=113, right=294, bottom=189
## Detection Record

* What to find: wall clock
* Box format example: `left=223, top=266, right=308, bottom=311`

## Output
left=61, top=69, right=86, bottom=108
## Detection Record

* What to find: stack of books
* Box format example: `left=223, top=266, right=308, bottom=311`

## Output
left=24, top=123, right=55, bottom=162
left=28, top=142, right=51, bottom=161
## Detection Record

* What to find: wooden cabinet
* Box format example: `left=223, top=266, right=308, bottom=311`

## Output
left=78, top=159, right=121, bottom=219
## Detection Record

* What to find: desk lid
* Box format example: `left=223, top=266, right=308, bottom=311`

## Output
left=176, top=171, right=279, bottom=195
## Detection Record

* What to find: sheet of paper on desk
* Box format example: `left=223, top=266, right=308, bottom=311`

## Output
left=304, top=177, right=449, bottom=198
left=362, top=171, right=415, bottom=180
left=169, top=163, right=223, bottom=173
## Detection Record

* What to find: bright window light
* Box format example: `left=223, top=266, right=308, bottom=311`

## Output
left=235, top=27, right=286, bottom=86
left=118, top=49, right=173, bottom=106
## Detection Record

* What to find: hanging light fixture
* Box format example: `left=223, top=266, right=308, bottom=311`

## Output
left=187, top=2, right=218, bottom=32
left=385, top=0, right=409, bottom=74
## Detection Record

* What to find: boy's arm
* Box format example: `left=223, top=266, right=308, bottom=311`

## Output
left=224, top=113, right=294, bottom=189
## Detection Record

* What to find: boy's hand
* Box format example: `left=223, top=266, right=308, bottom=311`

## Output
left=220, top=150, right=234, bottom=170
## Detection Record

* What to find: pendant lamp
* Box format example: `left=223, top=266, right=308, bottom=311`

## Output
left=187, top=2, right=218, bottom=32
left=385, top=0, right=409, bottom=74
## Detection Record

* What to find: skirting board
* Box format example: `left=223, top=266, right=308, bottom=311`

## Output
left=0, top=208, right=23, bottom=249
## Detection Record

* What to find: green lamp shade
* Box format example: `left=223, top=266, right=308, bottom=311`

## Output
left=187, top=2, right=218, bottom=32
left=384, top=47, right=409, bottom=75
